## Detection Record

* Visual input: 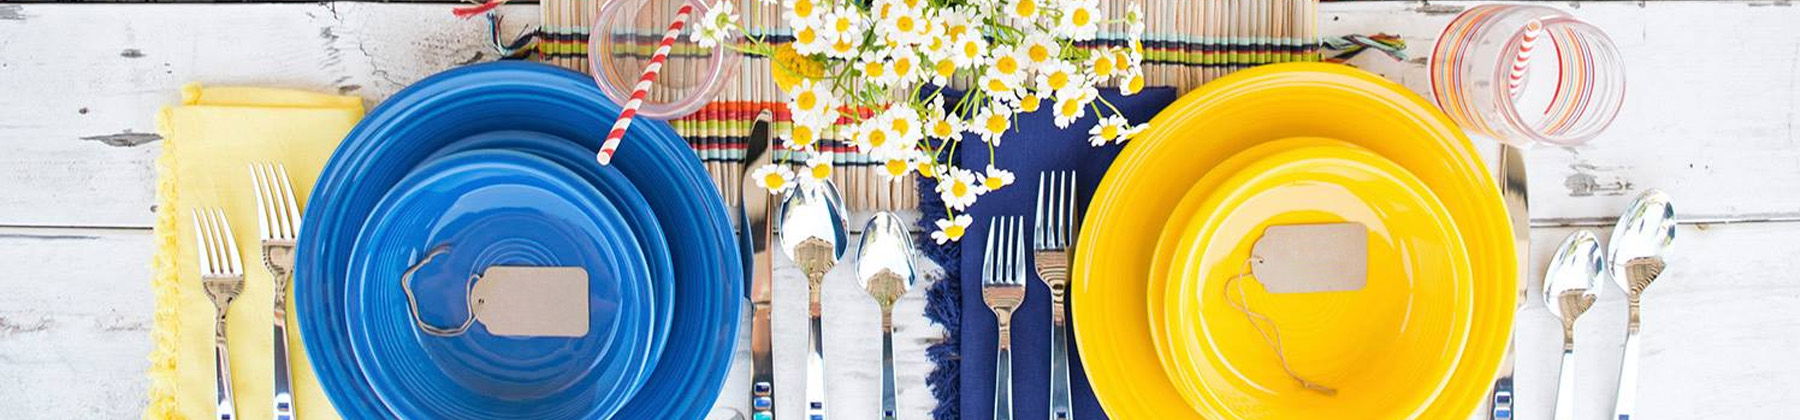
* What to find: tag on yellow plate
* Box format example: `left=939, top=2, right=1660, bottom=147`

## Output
left=470, top=266, right=591, bottom=337
left=1251, top=223, right=1368, bottom=294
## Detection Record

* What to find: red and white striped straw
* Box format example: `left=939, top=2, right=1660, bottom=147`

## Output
left=597, top=3, right=697, bottom=166
left=1509, top=19, right=1543, bottom=98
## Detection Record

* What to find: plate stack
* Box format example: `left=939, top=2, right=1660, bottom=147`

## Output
left=296, top=61, right=742, bottom=419
left=1072, top=63, right=1517, bottom=418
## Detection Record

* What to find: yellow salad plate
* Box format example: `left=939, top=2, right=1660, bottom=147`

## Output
left=1160, top=142, right=1475, bottom=418
left=1072, top=63, right=1516, bottom=418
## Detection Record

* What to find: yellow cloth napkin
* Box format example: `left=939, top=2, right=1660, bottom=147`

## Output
left=148, top=84, right=363, bottom=420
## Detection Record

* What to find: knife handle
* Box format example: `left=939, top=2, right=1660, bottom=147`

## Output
left=749, top=301, right=775, bottom=420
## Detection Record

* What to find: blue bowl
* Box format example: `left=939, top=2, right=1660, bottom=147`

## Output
left=297, top=61, right=741, bottom=419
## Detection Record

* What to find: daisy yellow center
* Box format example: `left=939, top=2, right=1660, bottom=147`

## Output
left=918, top=163, right=938, bottom=178
left=1028, top=44, right=1050, bottom=62
left=891, top=118, right=911, bottom=134
left=985, top=78, right=1009, bottom=92
left=764, top=173, right=787, bottom=189
left=1101, top=124, right=1120, bottom=140
left=985, top=114, right=1008, bottom=133
left=865, top=61, right=887, bottom=77
left=932, top=120, right=954, bottom=137
left=1059, top=99, right=1080, bottom=117
left=834, top=40, right=855, bottom=53
left=811, top=163, right=831, bottom=179
left=1072, top=8, right=1092, bottom=26
left=903, top=0, right=923, bottom=8
left=793, top=125, right=817, bottom=147
left=797, top=27, right=818, bottom=44
left=796, top=91, right=819, bottom=111
left=1126, top=74, right=1145, bottom=93
left=896, top=16, right=916, bottom=33
left=947, top=25, right=968, bottom=40
left=868, top=129, right=888, bottom=148
left=962, top=42, right=980, bottom=59
left=996, top=55, right=1019, bottom=75
left=951, top=181, right=969, bottom=197
left=1094, top=56, right=1115, bottom=77
left=795, top=0, right=814, bottom=19
left=945, top=224, right=966, bottom=239
left=1047, top=71, right=1070, bottom=90
left=878, top=3, right=893, bottom=19
left=885, top=159, right=909, bottom=176
left=984, top=175, right=1006, bottom=190
left=835, top=18, right=853, bottom=33
left=935, top=59, right=956, bottom=77
left=1020, top=95, right=1041, bottom=112
left=1015, top=0, right=1037, bottom=16
left=893, top=57, right=914, bottom=75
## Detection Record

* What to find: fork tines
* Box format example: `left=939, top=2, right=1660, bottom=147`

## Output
left=1033, top=171, right=1079, bottom=252
left=249, top=163, right=302, bottom=242
left=982, top=216, right=1028, bottom=288
left=192, top=208, right=245, bottom=283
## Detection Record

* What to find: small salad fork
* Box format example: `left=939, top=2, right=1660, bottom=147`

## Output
left=250, top=163, right=302, bottom=420
left=192, top=208, right=244, bottom=420
left=1033, top=171, right=1078, bottom=420
left=982, top=216, right=1027, bottom=420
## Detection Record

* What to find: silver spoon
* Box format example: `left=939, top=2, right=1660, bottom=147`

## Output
left=778, top=180, right=848, bottom=420
left=856, top=212, right=917, bottom=420
left=1544, top=230, right=1606, bottom=420
left=1607, top=189, right=1676, bottom=420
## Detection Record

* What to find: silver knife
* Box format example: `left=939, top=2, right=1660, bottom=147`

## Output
left=1486, top=143, right=1530, bottom=420
left=740, top=110, right=777, bottom=420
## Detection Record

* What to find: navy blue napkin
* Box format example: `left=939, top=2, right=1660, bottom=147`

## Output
left=925, top=87, right=1176, bottom=420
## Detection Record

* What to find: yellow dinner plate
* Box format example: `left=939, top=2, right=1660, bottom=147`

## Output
left=1072, top=63, right=1515, bottom=419
left=1160, top=142, right=1474, bottom=417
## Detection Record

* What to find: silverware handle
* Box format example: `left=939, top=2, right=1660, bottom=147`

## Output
left=1049, top=317, right=1072, bottom=420
left=1554, top=347, right=1577, bottom=420
left=806, top=313, right=828, bottom=420
left=750, top=302, right=776, bottom=420
left=1613, top=303, right=1643, bottom=420
left=993, top=328, right=1013, bottom=420
left=272, top=274, right=295, bottom=420
left=1488, top=143, right=1530, bottom=420
left=880, top=310, right=897, bottom=420
left=213, top=314, right=237, bottom=420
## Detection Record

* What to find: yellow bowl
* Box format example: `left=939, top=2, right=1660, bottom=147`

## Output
left=1072, top=63, right=1516, bottom=419
left=1160, top=141, right=1475, bottom=417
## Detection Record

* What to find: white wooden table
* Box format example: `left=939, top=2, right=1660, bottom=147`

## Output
left=2, top=1, right=1797, bottom=418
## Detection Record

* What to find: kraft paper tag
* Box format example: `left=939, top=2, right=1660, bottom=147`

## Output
left=1250, top=223, right=1368, bottom=294
left=469, top=266, right=590, bottom=337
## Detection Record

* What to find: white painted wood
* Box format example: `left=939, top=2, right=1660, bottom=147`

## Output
left=0, top=228, right=154, bottom=419
left=3, top=2, right=1799, bottom=228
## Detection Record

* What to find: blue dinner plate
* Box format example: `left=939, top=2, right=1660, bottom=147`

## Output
left=427, top=131, right=675, bottom=370
left=297, top=61, right=742, bottom=419
left=344, top=149, right=653, bottom=419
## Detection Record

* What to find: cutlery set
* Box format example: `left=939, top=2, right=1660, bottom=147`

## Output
left=190, top=164, right=304, bottom=420
left=739, top=111, right=922, bottom=420
left=983, top=170, right=1082, bottom=420
left=1543, top=189, right=1677, bottom=420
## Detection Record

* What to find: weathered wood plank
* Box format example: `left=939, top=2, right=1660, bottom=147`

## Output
left=0, top=228, right=154, bottom=418
left=2, top=2, right=1799, bottom=228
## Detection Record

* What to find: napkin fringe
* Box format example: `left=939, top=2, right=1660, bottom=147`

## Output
left=145, top=105, right=185, bottom=420
left=916, top=174, right=962, bottom=420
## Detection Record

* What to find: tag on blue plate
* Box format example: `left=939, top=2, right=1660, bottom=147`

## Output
left=471, top=266, right=591, bottom=337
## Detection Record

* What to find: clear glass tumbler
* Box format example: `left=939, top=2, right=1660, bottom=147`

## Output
left=1429, top=4, right=1625, bottom=147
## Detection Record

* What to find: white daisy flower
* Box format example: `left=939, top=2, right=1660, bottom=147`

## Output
left=979, top=72, right=1023, bottom=104
left=927, top=56, right=960, bottom=86
left=855, top=118, right=902, bottom=154
left=937, top=7, right=977, bottom=43
left=884, top=106, right=925, bottom=145
left=930, top=214, right=974, bottom=244
left=881, top=156, right=916, bottom=180
left=785, top=0, right=823, bottom=24
left=801, top=152, right=834, bottom=185
left=1053, top=86, right=1096, bottom=128
left=1089, top=48, right=1120, bottom=81
left=951, top=36, right=989, bottom=67
left=926, top=113, right=964, bottom=140
left=971, top=104, right=1014, bottom=145
left=860, top=53, right=900, bottom=87
left=822, top=10, right=866, bottom=59
left=980, top=164, right=1016, bottom=191
left=888, top=50, right=922, bottom=85
left=1018, top=93, right=1043, bottom=113
left=791, top=18, right=830, bottom=55
left=1125, top=2, right=1146, bottom=38
left=937, top=167, right=984, bottom=210
left=787, top=120, right=829, bottom=151
left=988, top=46, right=1029, bottom=82
left=1055, top=0, right=1101, bottom=41
left=917, top=160, right=946, bottom=180
left=751, top=163, right=796, bottom=194
left=786, top=79, right=840, bottom=127
left=1120, top=70, right=1146, bottom=96
left=1036, top=61, right=1085, bottom=95
left=877, top=3, right=929, bottom=46
left=692, top=0, right=739, bottom=48
left=1088, top=114, right=1128, bottom=146
left=1019, top=34, right=1061, bottom=67
left=1004, top=0, right=1041, bottom=22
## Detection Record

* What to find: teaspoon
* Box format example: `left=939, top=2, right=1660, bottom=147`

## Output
left=1544, top=230, right=1605, bottom=420
left=778, top=180, right=848, bottom=420
left=855, top=212, right=917, bottom=420
left=1607, top=189, right=1676, bottom=420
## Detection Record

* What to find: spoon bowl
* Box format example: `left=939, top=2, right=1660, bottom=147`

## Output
left=856, top=212, right=918, bottom=307
left=1543, top=230, right=1605, bottom=322
left=779, top=181, right=849, bottom=272
left=1608, top=189, right=1676, bottom=296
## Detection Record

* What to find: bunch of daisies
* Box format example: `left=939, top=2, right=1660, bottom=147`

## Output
left=695, top=0, right=1148, bottom=243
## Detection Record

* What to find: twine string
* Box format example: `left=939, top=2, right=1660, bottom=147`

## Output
left=1222, top=255, right=1338, bottom=396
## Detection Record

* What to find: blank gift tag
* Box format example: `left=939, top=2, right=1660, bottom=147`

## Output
left=469, top=266, right=590, bottom=337
left=1250, top=222, right=1369, bottom=294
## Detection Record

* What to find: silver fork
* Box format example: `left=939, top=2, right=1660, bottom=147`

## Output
left=1033, top=171, right=1077, bottom=420
left=249, top=163, right=301, bottom=420
left=193, top=208, right=244, bottom=420
left=982, top=216, right=1027, bottom=420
